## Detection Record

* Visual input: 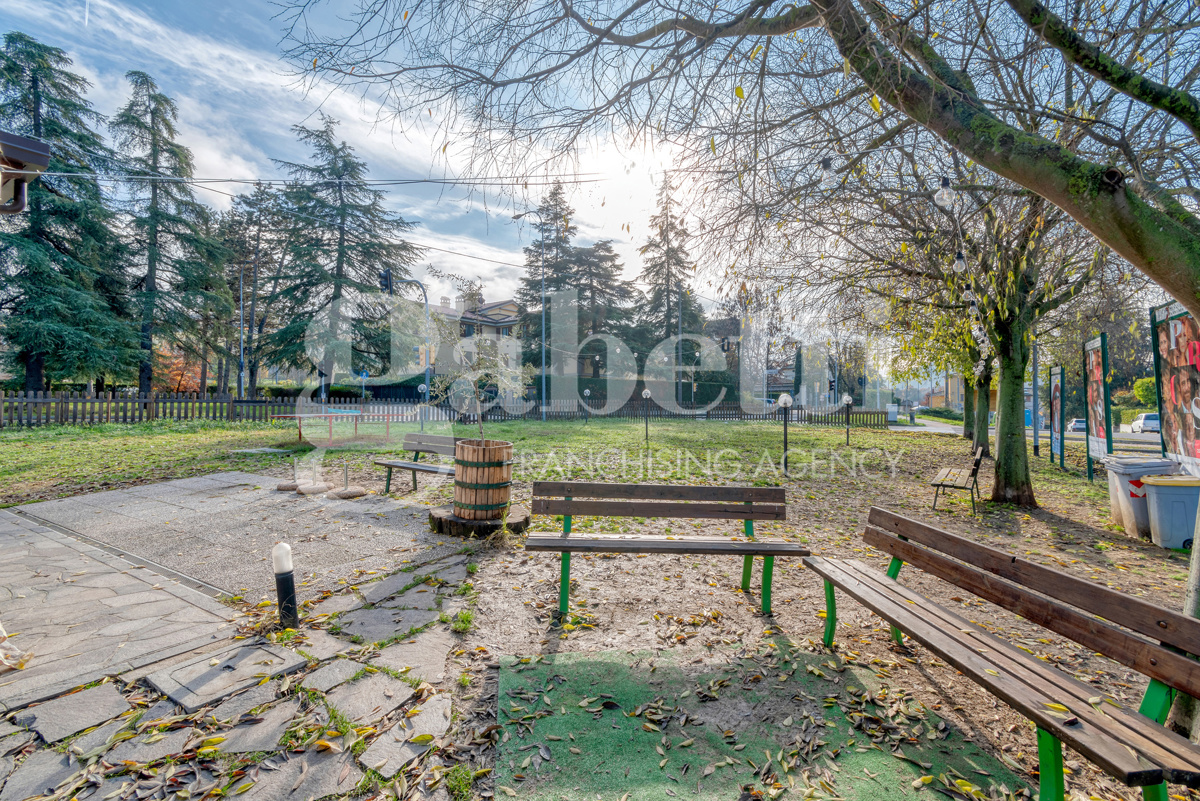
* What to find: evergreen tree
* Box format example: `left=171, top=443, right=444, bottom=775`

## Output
left=268, top=114, right=420, bottom=382
left=0, top=32, right=138, bottom=391
left=515, top=181, right=579, bottom=377
left=111, top=71, right=220, bottom=394
left=637, top=176, right=705, bottom=341
left=573, top=239, right=637, bottom=378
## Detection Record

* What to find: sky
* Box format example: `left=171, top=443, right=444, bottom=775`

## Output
left=0, top=0, right=721, bottom=312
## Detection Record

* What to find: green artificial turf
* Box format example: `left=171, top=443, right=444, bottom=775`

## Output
left=495, top=643, right=1029, bottom=801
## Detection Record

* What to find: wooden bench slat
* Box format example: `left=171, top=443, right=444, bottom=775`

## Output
left=531, top=498, right=786, bottom=520
left=862, top=525, right=1200, bottom=700
left=868, top=561, right=1200, bottom=786
left=374, top=460, right=455, bottom=475
left=867, top=507, right=1200, bottom=660
left=400, top=443, right=458, bottom=456
left=804, top=556, right=1162, bottom=788
left=525, top=535, right=808, bottom=556
left=532, top=481, right=785, bottom=503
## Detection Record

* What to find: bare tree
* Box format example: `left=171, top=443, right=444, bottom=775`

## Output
left=278, top=0, right=1200, bottom=317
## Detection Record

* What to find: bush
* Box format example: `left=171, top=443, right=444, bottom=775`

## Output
left=1133, top=377, right=1157, bottom=407
left=1112, top=408, right=1156, bottom=427
left=920, top=407, right=964, bottom=422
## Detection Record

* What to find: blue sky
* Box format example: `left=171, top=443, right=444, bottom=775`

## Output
left=0, top=0, right=694, bottom=307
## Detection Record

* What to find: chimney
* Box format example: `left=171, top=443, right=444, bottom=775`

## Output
left=440, top=296, right=451, bottom=307
left=455, top=295, right=466, bottom=312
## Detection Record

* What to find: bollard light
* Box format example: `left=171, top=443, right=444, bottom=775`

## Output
left=418, top=383, right=428, bottom=432
left=272, top=542, right=299, bottom=630
left=842, top=393, right=854, bottom=447
left=642, top=388, right=652, bottom=444
left=778, top=393, right=793, bottom=476
left=583, top=388, right=591, bottom=425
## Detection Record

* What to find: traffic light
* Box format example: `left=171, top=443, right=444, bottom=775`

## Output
left=378, top=268, right=393, bottom=294
left=720, top=337, right=730, bottom=353
left=828, top=380, right=836, bottom=391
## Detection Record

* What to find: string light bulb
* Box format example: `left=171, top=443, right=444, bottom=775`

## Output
left=953, top=251, right=967, bottom=273
left=935, top=176, right=955, bottom=205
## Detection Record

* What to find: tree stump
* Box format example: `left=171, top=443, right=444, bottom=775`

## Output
left=429, top=504, right=530, bottom=538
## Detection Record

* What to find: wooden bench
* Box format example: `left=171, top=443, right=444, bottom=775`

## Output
left=375, top=434, right=461, bottom=493
left=805, top=507, right=1200, bottom=801
left=931, top=446, right=984, bottom=512
left=525, top=482, right=808, bottom=616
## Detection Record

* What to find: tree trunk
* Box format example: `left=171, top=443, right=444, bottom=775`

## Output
left=962, top=382, right=975, bottom=440
left=199, top=343, right=209, bottom=396
left=992, top=328, right=1037, bottom=506
left=22, top=351, right=44, bottom=394
left=972, top=368, right=992, bottom=458
left=1168, top=556, right=1200, bottom=737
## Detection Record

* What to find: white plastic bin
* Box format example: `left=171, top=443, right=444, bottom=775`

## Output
left=1101, top=457, right=1179, bottom=539
left=1142, top=475, right=1200, bottom=550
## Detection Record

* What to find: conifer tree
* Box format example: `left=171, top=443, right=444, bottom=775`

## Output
left=0, top=32, right=137, bottom=391
left=268, top=115, right=420, bottom=382
left=638, top=176, right=705, bottom=340
left=573, top=239, right=636, bottom=378
left=514, top=181, right=578, bottom=376
left=111, top=71, right=221, bottom=393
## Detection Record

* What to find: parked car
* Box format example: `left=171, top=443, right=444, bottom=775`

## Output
left=1068, top=418, right=1087, bottom=432
left=1131, top=412, right=1160, bottom=434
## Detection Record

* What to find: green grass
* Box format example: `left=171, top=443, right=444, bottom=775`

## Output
left=445, top=762, right=474, bottom=800
left=450, top=609, right=474, bottom=633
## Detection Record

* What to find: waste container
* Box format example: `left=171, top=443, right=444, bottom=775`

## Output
left=1101, top=456, right=1179, bottom=539
left=1142, top=475, right=1200, bottom=549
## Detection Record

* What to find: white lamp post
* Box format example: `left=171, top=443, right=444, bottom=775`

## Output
left=642, top=388, right=651, bottom=444
left=583, top=388, right=591, bottom=425
left=842, top=393, right=854, bottom=446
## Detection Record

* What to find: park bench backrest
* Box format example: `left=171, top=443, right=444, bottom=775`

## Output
left=532, top=481, right=786, bottom=521
left=402, top=433, right=461, bottom=457
left=864, top=506, right=1200, bottom=700
left=969, top=447, right=984, bottom=475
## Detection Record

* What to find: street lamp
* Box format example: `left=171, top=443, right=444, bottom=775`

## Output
left=778, top=393, right=793, bottom=476
left=642, top=388, right=651, bottom=444
left=842, top=393, right=854, bottom=446
left=583, top=388, right=591, bottom=425
left=513, top=210, right=548, bottom=421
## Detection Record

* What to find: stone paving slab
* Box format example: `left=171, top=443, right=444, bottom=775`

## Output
left=336, top=607, right=441, bottom=645
left=358, top=693, right=452, bottom=778
left=106, top=726, right=195, bottom=766
left=69, top=717, right=132, bottom=756
left=325, top=673, right=414, bottom=724
left=217, top=699, right=299, bottom=754
left=378, top=584, right=441, bottom=610
left=0, top=748, right=80, bottom=801
left=294, top=629, right=349, bottom=661
left=308, top=593, right=363, bottom=616
left=242, top=747, right=362, bottom=800
left=0, top=511, right=234, bottom=712
left=13, top=683, right=131, bottom=744
left=19, top=474, right=461, bottom=596
left=371, top=629, right=455, bottom=684
left=358, top=572, right=416, bottom=605
left=301, top=659, right=361, bottom=694
left=207, top=681, right=277, bottom=723
left=146, top=642, right=305, bottom=713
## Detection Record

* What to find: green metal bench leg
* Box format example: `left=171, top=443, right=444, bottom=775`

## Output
left=558, top=510, right=573, bottom=619
left=559, top=553, right=570, bottom=617
left=761, top=556, right=774, bottom=614
left=384, top=468, right=392, bottom=494
left=932, top=485, right=940, bottom=510
left=411, top=469, right=417, bottom=492
left=885, top=555, right=905, bottom=645
left=822, top=579, right=837, bottom=647
left=1138, top=679, right=1176, bottom=801
left=970, top=483, right=977, bottom=514
left=1036, top=727, right=1065, bottom=801
left=741, top=516, right=754, bottom=593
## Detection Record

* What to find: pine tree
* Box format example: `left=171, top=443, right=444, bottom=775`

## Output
left=515, top=181, right=579, bottom=377
left=0, top=32, right=138, bottom=391
left=268, top=115, right=420, bottom=382
left=111, top=71, right=222, bottom=394
left=573, top=240, right=636, bottom=378
left=637, top=176, right=705, bottom=341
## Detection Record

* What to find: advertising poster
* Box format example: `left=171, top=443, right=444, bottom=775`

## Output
left=1083, top=334, right=1112, bottom=478
left=1050, top=366, right=1064, bottom=468
left=1151, top=301, right=1200, bottom=474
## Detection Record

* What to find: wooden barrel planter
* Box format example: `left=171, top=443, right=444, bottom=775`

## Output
left=453, top=439, right=513, bottom=520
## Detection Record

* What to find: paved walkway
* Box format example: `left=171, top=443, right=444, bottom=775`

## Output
left=0, top=510, right=234, bottom=712
left=18, top=472, right=456, bottom=597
